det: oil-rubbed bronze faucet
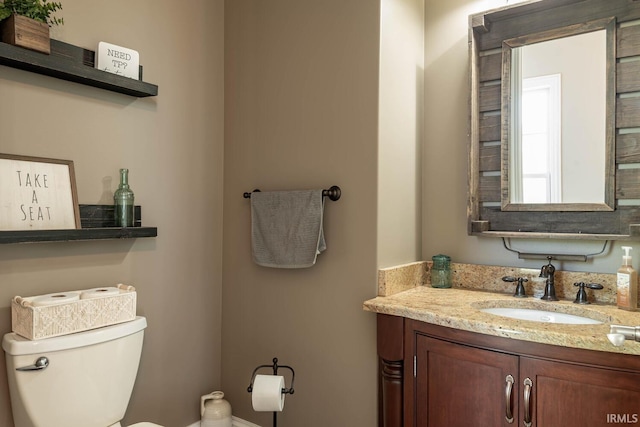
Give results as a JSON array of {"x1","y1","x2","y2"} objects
[
  {"x1": 573, "y1": 282, "x2": 603, "y2": 304},
  {"x1": 539, "y1": 256, "x2": 558, "y2": 301},
  {"x1": 502, "y1": 276, "x2": 528, "y2": 298}
]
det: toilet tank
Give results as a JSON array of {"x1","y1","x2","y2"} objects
[{"x1": 2, "y1": 317, "x2": 147, "y2": 427}]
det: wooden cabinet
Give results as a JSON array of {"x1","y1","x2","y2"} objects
[
  {"x1": 520, "y1": 357, "x2": 640, "y2": 426},
  {"x1": 414, "y1": 334, "x2": 518, "y2": 426},
  {"x1": 377, "y1": 314, "x2": 640, "y2": 427},
  {"x1": 377, "y1": 314, "x2": 405, "y2": 427}
]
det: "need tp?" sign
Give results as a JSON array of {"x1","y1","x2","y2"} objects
[{"x1": 96, "y1": 41, "x2": 140, "y2": 80}]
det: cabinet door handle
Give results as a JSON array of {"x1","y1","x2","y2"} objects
[
  {"x1": 523, "y1": 378, "x2": 533, "y2": 427},
  {"x1": 505, "y1": 374, "x2": 514, "y2": 423}
]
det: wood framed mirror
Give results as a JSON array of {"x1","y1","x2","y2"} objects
[{"x1": 468, "y1": 0, "x2": 640, "y2": 239}]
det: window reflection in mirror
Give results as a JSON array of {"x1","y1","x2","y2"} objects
[
  {"x1": 505, "y1": 29, "x2": 610, "y2": 208},
  {"x1": 515, "y1": 73, "x2": 562, "y2": 203}
]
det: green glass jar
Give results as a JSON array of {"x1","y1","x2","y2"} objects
[
  {"x1": 114, "y1": 168, "x2": 134, "y2": 227},
  {"x1": 431, "y1": 254, "x2": 452, "y2": 288}
]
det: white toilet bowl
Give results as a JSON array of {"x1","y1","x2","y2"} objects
[{"x1": 2, "y1": 317, "x2": 165, "y2": 427}]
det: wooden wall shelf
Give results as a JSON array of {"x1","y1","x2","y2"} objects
[
  {"x1": 0, "y1": 204, "x2": 157, "y2": 244},
  {"x1": 0, "y1": 39, "x2": 158, "y2": 97},
  {"x1": 0, "y1": 227, "x2": 157, "y2": 244}
]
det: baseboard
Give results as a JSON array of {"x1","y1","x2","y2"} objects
[{"x1": 185, "y1": 416, "x2": 261, "y2": 427}]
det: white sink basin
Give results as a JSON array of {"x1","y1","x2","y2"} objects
[{"x1": 480, "y1": 307, "x2": 603, "y2": 324}]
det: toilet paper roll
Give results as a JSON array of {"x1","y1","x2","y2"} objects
[
  {"x1": 80, "y1": 287, "x2": 120, "y2": 299},
  {"x1": 31, "y1": 292, "x2": 81, "y2": 307},
  {"x1": 251, "y1": 374, "x2": 285, "y2": 412}
]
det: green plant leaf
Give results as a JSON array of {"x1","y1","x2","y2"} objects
[
  {"x1": 0, "y1": 0, "x2": 63, "y2": 25},
  {"x1": 0, "y1": 8, "x2": 12, "y2": 22}
]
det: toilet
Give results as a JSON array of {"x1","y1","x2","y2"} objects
[{"x1": 2, "y1": 316, "x2": 164, "y2": 427}]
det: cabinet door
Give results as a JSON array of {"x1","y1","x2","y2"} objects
[
  {"x1": 415, "y1": 334, "x2": 519, "y2": 427},
  {"x1": 520, "y1": 357, "x2": 640, "y2": 427}
]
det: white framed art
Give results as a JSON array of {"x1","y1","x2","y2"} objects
[{"x1": 0, "y1": 154, "x2": 80, "y2": 231}]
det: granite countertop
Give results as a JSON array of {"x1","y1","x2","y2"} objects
[{"x1": 363, "y1": 286, "x2": 640, "y2": 356}]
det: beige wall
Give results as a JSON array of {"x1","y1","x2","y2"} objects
[
  {"x1": 222, "y1": 0, "x2": 380, "y2": 425},
  {"x1": 378, "y1": 0, "x2": 424, "y2": 268},
  {"x1": 0, "y1": 1, "x2": 224, "y2": 426}
]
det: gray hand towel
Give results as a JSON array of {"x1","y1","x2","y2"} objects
[{"x1": 251, "y1": 190, "x2": 326, "y2": 268}]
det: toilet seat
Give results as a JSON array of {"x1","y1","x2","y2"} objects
[{"x1": 129, "y1": 423, "x2": 165, "y2": 427}]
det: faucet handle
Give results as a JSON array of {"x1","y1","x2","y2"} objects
[
  {"x1": 502, "y1": 276, "x2": 528, "y2": 298},
  {"x1": 573, "y1": 282, "x2": 604, "y2": 304}
]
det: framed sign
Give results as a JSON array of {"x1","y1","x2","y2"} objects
[{"x1": 0, "y1": 154, "x2": 80, "y2": 231}]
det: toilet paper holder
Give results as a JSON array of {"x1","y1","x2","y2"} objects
[
  {"x1": 247, "y1": 357, "x2": 295, "y2": 395},
  {"x1": 247, "y1": 357, "x2": 295, "y2": 427}
]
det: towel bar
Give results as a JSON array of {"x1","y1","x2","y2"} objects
[{"x1": 243, "y1": 185, "x2": 341, "y2": 201}]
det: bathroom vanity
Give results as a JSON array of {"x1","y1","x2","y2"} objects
[
  {"x1": 367, "y1": 288, "x2": 640, "y2": 427},
  {"x1": 365, "y1": 263, "x2": 640, "y2": 427}
]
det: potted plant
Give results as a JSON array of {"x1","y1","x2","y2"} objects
[{"x1": 0, "y1": 0, "x2": 63, "y2": 54}]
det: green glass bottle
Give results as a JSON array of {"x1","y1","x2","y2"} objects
[
  {"x1": 114, "y1": 168, "x2": 134, "y2": 227},
  {"x1": 431, "y1": 254, "x2": 452, "y2": 288}
]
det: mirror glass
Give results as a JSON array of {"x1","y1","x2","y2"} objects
[
  {"x1": 502, "y1": 24, "x2": 614, "y2": 212},
  {"x1": 509, "y1": 31, "x2": 606, "y2": 204}
]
